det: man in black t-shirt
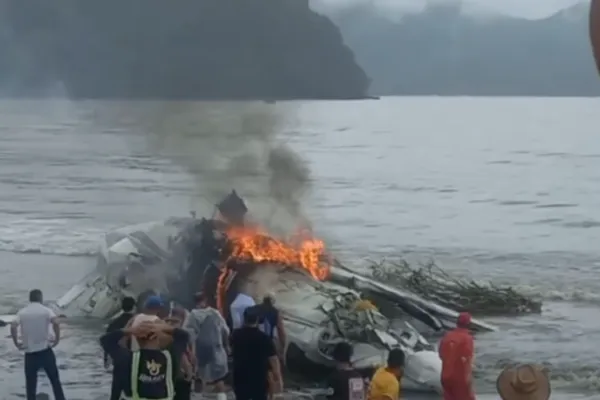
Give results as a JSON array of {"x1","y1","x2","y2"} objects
[
  {"x1": 104, "y1": 297, "x2": 137, "y2": 368},
  {"x1": 231, "y1": 306, "x2": 283, "y2": 400},
  {"x1": 327, "y1": 342, "x2": 365, "y2": 400}
]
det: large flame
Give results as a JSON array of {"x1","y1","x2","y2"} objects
[
  {"x1": 225, "y1": 225, "x2": 330, "y2": 280},
  {"x1": 215, "y1": 225, "x2": 331, "y2": 314}
]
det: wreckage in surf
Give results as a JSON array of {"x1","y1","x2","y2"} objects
[{"x1": 0, "y1": 191, "x2": 538, "y2": 392}]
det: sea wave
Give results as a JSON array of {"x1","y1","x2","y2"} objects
[
  {"x1": 516, "y1": 284, "x2": 600, "y2": 306},
  {"x1": 482, "y1": 359, "x2": 600, "y2": 393},
  {"x1": 0, "y1": 218, "x2": 102, "y2": 257},
  {"x1": 1, "y1": 219, "x2": 600, "y2": 309}
]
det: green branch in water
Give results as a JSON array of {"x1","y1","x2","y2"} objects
[{"x1": 367, "y1": 259, "x2": 542, "y2": 316}]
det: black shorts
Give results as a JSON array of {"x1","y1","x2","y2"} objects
[
  {"x1": 174, "y1": 379, "x2": 191, "y2": 400},
  {"x1": 234, "y1": 384, "x2": 268, "y2": 400}
]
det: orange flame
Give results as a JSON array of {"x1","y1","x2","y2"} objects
[
  {"x1": 215, "y1": 225, "x2": 331, "y2": 314},
  {"x1": 216, "y1": 268, "x2": 233, "y2": 316},
  {"x1": 226, "y1": 226, "x2": 330, "y2": 280}
]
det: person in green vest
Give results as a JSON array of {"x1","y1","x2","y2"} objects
[{"x1": 100, "y1": 317, "x2": 190, "y2": 400}]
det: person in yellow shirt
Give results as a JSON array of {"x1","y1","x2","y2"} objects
[{"x1": 367, "y1": 349, "x2": 405, "y2": 400}]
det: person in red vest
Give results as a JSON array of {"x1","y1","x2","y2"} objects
[
  {"x1": 438, "y1": 312, "x2": 475, "y2": 400},
  {"x1": 591, "y1": 0, "x2": 600, "y2": 74}
]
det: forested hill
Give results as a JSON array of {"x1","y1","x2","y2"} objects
[
  {"x1": 322, "y1": 2, "x2": 600, "y2": 96},
  {"x1": 0, "y1": 0, "x2": 369, "y2": 99}
]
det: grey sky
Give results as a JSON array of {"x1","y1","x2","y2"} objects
[{"x1": 318, "y1": 0, "x2": 585, "y2": 19}]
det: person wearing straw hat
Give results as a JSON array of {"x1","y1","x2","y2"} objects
[
  {"x1": 496, "y1": 364, "x2": 551, "y2": 400},
  {"x1": 438, "y1": 312, "x2": 475, "y2": 400}
]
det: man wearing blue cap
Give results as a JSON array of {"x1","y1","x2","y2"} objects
[
  {"x1": 131, "y1": 296, "x2": 163, "y2": 324},
  {"x1": 100, "y1": 315, "x2": 190, "y2": 400},
  {"x1": 128, "y1": 295, "x2": 165, "y2": 351}
]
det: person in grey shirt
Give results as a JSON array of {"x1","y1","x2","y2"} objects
[
  {"x1": 10, "y1": 289, "x2": 65, "y2": 400},
  {"x1": 185, "y1": 292, "x2": 230, "y2": 400}
]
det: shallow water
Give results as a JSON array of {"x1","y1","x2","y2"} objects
[{"x1": 0, "y1": 98, "x2": 599, "y2": 398}]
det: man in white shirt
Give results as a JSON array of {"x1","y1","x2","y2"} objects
[
  {"x1": 230, "y1": 291, "x2": 256, "y2": 330},
  {"x1": 10, "y1": 289, "x2": 65, "y2": 400}
]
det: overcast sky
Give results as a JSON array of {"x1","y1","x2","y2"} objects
[{"x1": 317, "y1": 0, "x2": 585, "y2": 19}]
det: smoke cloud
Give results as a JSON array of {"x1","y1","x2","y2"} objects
[
  {"x1": 141, "y1": 101, "x2": 312, "y2": 235},
  {"x1": 310, "y1": 0, "x2": 581, "y2": 20}
]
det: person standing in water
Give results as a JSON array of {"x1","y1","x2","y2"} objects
[
  {"x1": 100, "y1": 319, "x2": 190, "y2": 400},
  {"x1": 184, "y1": 292, "x2": 230, "y2": 400},
  {"x1": 10, "y1": 289, "x2": 66, "y2": 400},
  {"x1": 439, "y1": 312, "x2": 475, "y2": 400}
]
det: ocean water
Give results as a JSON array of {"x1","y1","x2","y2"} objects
[{"x1": 0, "y1": 97, "x2": 599, "y2": 399}]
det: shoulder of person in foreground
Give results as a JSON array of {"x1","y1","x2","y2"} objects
[
  {"x1": 99, "y1": 320, "x2": 154, "y2": 354},
  {"x1": 161, "y1": 324, "x2": 190, "y2": 355},
  {"x1": 369, "y1": 368, "x2": 399, "y2": 400},
  {"x1": 211, "y1": 307, "x2": 230, "y2": 333},
  {"x1": 325, "y1": 369, "x2": 346, "y2": 400},
  {"x1": 171, "y1": 326, "x2": 190, "y2": 343},
  {"x1": 100, "y1": 329, "x2": 129, "y2": 356},
  {"x1": 231, "y1": 325, "x2": 243, "y2": 341}
]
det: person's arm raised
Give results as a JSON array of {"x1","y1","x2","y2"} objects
[
  {"x1": 10, "y1": 314, "x2": 22, "y2": 350},
  {"x1": 275, "y1": 313, "x2": 286, "y2": 354},
  {"x1": 49, "y1": 309, "x2": 60, "y2": 347},
  {"x1": 100, "y1": 326, "x2": 134, "y2": 357},
  {"x1": 266, "y1": 337, "x2": 283, "y2": 393}
]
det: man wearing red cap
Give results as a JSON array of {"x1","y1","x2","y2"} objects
[{"x1": 438, "y1": 312, "x2": 475, "y2": 400}]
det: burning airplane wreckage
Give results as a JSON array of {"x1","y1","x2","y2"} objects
[{"x1": 3, "y1": 191, "x2": 542, "y2": 393}]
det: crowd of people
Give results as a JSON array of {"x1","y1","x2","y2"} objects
[{"x1": 9, "y1": 288, "x2": 553, "y2": 400}]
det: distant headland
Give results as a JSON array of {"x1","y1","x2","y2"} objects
[{"x1": 0, "y1": 0, "x2": 369, "y2": 100}]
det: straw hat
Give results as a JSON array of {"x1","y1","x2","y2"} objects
[{"x1": 496, "y1": 364, "x2": 551, "y2": 400}]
